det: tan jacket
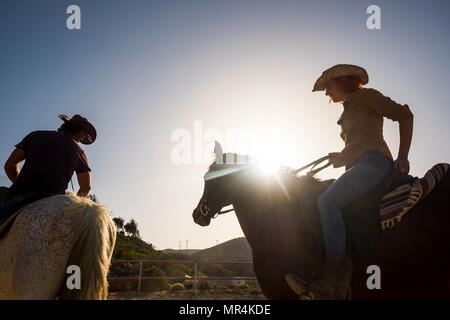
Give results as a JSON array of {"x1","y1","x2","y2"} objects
[{"x1": 333, "y1": 88, "x2": 413, "y2": 169}]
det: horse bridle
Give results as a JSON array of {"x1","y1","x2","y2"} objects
[
  {"x1": 199, "y1": 154, "x2": 332, "y2": 220},
  {"x1": 199, "y1": 189, "x2": 234, "y2": 220}
]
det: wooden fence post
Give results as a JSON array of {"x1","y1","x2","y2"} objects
[
  {"x1": 194, "y1": 262, "x2": 198, "y2": 295},
  {"x1": 137, "y1": 261, "x2": 143, "y2": 292}
]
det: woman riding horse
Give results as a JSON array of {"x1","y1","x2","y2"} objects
[{"x1": 286, "y1": 64, "x2": 414, "y2": 299}]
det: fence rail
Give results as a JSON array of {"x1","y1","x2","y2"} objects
[{"x1": 109, "y1": 259, "x2": 257, "y2": 293}]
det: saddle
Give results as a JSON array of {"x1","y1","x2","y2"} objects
[{"x1": 339, "y1": 163, "x2": 449, "y2": 263}]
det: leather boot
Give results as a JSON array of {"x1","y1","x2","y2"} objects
[{"x1": 286, "y1": 254, "x2": 353, "y2": 300}]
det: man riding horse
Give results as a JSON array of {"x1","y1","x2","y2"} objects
[
  {"x1": 0, "y1": 114, "x2": 96, "y2": 226},
  {"x1": 285, "y1": 64, "x2": 414, "y2": 299}
]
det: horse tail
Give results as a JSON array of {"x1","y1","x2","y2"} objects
[{"x1": 58, "y1": 195, "x2": 117, "y2": 300}]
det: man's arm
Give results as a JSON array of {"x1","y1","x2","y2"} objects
[
  {"x1": 76, "y1": 172, "x2": 91, "y2": 197},
  {"x1": 394, "y1": 115, "x2": 414, "y2": 174},
  {"x1": 4, "y1": 148, "x2": 26, "y2": 183}
]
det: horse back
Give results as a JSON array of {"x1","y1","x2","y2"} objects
[{"x1": 351, "y1": 170, "x2": 450, "y2": 299}]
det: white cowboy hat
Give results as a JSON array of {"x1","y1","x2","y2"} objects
[{"x1": 312, "y1": 64, "x2": 369, "y2": 92}]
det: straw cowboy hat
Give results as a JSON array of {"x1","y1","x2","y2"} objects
[
  {"x1": 58, "y1": 114, "x2": 97, "y2": 145},
  {"x1": 312, "y1": 64, "x2": 369, "y2": 92}
]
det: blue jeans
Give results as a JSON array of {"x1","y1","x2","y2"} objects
[
  {"x1": 317, "y1": 150, "x2": 393, "y2": 258},
  {"x1": 0, "y1": 192, "x2": 60, "y2": 226}
]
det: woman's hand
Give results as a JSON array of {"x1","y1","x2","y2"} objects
[
  {"x1": 328, "y1": 152, "x2": 342, "y2": 168},
  {"x1": 393, "y1": 156, "x2": 410, "y2": 174}
]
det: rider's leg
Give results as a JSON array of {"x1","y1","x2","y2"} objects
[
  {"x1": 318, "y1": 149, "x2": 393, "y2": 258},
  {"x1": 0, "y1": 198, "x2": 21, "y2": 226},
  {"x1": 286, "y1": 149, "x2": 393, "y2": 299},
  {"x1": 0, "y1": 193, "x2": 44, "y2": 226}
]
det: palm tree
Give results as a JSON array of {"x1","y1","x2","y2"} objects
[
  {"x1": 113, "y1": 217, "x2": 125, "y2": 233},
  {"x1": 124, "y1": 219, "x2": 139, "y2": 238}
]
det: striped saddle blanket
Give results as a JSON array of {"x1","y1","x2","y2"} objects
[{"x1": 380, "y1": 163, "x2": 449, "y2": 230}]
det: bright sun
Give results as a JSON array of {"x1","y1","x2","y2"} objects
[
  {"x1": 213, "y1": 123, "x2": 310, "y2": 177},
  {"x1": 257, "y1": 156, "x2": 283, "y2": 175},
  {"x1": 235, "y1": 133, "x2": 293, "y2": 175}
]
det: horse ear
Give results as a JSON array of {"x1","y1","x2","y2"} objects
[{"x1": 214, "y1": 141, "x2": 224, "y2": 164}]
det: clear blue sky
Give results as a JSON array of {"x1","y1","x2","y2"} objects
[{"x1": 1, "y1": 0, "x2": 449, "y2": 249}]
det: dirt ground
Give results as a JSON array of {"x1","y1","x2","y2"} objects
[{"x1": 108, "y1": 289, "x2": 267, "y2": 300}]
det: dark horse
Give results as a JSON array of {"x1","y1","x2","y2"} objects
[{"x1": 192, "y1": 144, "x2": 450, "y2": 299}]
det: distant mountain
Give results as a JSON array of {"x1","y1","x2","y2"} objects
[
  {"x1": 192, "y1": 237, "x2": 252, "y2": 261},
  {"x1": 162, "y1": 238, "x2": 252, "y2": 261}
]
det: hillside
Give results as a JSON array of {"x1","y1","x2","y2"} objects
[
  {"x1": 162, "y1": 249, "x2": 200, "y2": 256},
  {"x1": 112, "y1": 232, "x2": 166, "y2": 260},
  {"x1": 161, "y1": 237, "x2": 252, "y2": 261},
  {"x1": 109, "y1": 234, "x2": 256, "y2": 291},
  {"x1": 112, "y1": 233, "x2": 252, "y2": 261},
  {"x1": 193, "y1": 237, "x2": 252, "y2": 261}
]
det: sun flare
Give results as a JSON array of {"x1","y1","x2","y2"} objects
[
  {"x1": 232, "y1": 132, "x2": 292, "y2": 175},
  {"x1": 257, "y1": 157, "x2": 283, "y2": 175}
]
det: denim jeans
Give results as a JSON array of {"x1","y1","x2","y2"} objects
[
  {"x1": 317, "y1": 149, "x2": 393, "y2": 258},
  {"x1": 0, "y1": 192, "x2": 60, "y2": 226}
]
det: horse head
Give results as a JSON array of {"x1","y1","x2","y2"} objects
[{"x1": 192, "y1": 141, "x2": 258, "y2": 226}]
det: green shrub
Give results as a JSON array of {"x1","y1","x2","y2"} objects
[
  {"x1": 197, "y1": 279, "x2": 212, "y2": 290},
  {"x1": 141, "y1": 279, "x2": 169, "y2": 292},
  {"x1": 140, "y1": 266, "x2": 169, "y2": 292},
  {"x1": 162, "y1": 263, "x2": 193, "y2": 278},
  {"x1": 183, "y1": 279, "x2": 194, "y2": 289},
  {"x1": 125, "y1": 279, "x2": 138, "y2": 291}
]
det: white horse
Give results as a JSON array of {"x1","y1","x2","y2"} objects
[{"x1": 0, "y1": 193, "x2": 116, "y2": 299}]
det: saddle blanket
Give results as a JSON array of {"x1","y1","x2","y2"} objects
[{"x1": 380, "y1": 163, "x2": 449, "y2": 229}]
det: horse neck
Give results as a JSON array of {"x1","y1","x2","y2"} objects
[{"x1": 231, "y1": 174, "x2": 327, "y2": 262}]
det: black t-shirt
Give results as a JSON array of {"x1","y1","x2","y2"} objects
[{"x1": 7, "y1": 130, "x2": 91, "y2": 198}]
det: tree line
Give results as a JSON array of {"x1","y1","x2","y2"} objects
[
  {"x1": 88, "y1": 194, "x2": 141, "y2": 238},
  {"x1": 113, "y1": 217, "x2": 141, "y2": 238}
]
